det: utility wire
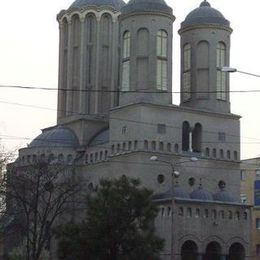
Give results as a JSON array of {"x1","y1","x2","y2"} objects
[{"x1": 0, "y1": 84, "x2": 260, "y2": 94}]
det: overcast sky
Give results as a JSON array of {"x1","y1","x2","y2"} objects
[{"x1": 0, "y1": 0, "x2": 260, "y2": 159}]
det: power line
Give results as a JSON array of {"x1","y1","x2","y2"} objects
[{"x1": 0, "y1": 84, "x2": 260, "y2": 94}]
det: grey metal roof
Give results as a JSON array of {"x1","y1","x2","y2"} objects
[
  {"x1": 70, "y1": 0, "x2": 126, "y2": 10},
  {"x1": 121, "y1": 0, "x2": 172, "y2": 15},
  {"x1": 88, "y1": 128, "x2": 109, "y2": 146},
  {"x1": 190, "y1": 185, "x2": 213, "y2": 201},
  {"x1": 213, "y1": 189, "x2": 239, "y2": 203},
  {"x1": 181, "y1": 0, "x2": 230, "y2": 29},
  {"x1": 153, "y1": 185, "x2": 190, "y2": 200},
  {"x1": 29, "y1": 127, "x2": 79, "y2": 148}
]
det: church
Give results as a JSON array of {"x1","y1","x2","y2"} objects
[{"x1": 14, "y1": 0, "x2": 251, "y2": 259}]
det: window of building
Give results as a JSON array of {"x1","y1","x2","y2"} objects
[
  {"x1": 128, "y1": 141, "x2": 132, "y2": 151},
  {"x1": 205, "y1": 147, "x2": 210, "y2": 157},
  {"x1": 212, "y1": 148, "x2": 217, "y2": 158},
  {"x1": 219, "y1": 210, "x2": 225, "y2": 219},
  {"x1": 178, "y1": 207, "x2": 184, "y2": 216},
  {"x1": 156, "y1": 30, "x2": 168, "y2": 90},
  {"x1": 187, "y1": 208, "x2": 192, "y2": 217},
  {"x1": 151, "y1": 141, "x2": 156, "y2": 151},
  {"x1": 174, "y1": 144, "x2": 179, "y2": 153},
  {"x1": 240, "y1": 194, "x2": 247, "y2": 204},
  {"x1": 192, "y1": 123, "x2": 202, "y2": 153},
  {"x1": 212, "y1": 209, "x2": 217, "y2": 219},
  {"x1": 182, "y1": 121, "x2": 190, "y2": 152},
  {"x1": 122, "y1": 142, "x2": 126, "y2": 151},
  {"x1": 228, "y1": 210, "x2": 233, "y2": 219},
  {"x1": 256, "y1": 218, "x2": 260, "y2": 229},
  {"x1": 144, "y1": 140, "x2": 148, "y2": 150},
  {"x1": 157, "y1": 124, "x2": 166, "y2": 134},
  {"x1": 161, "y1": 207, "x2": 165, "y2": 217},
  {"x1": 183, "y1": 43, "x2": 191, "y2": 101},
  {"x1": 122, "y1": 31, "x2": 131, "y2": 91},
  {"x1": 167, "y1": 207, "x2": 171, "y2": 216},
  {"x1": 227, "y1": 150, "x2": 231, "y2": 159},
  {"x1": 157, "y1": 174, "x2": 165, "y2": 184},
  {"x1": 220, "y1": 149, "x2": 224, "y2": 159},
  {"x1": 195, "y1": 208, "x2": 200, "y2": 218},
  {"x1": 240, "y1": 170, "x2": 246, "y2": 181},
  {"x1": 159, "y1": 142, "x2": 164, "y2": 151},
  {"x1": 256, "y1": 244, "x2": 260, "y2": 256},
  {"x1": 216, "y1": 42, "x2": 227, "y2": 100},
  {"x1": 234, "y1": 151, "x2": 238, "y2": 160},
  {"x1": 204, "y1": 209, "x2": 209, "y2": 218},
  {"x1": 256, "y1": 169, "x2": 260, "y2": 178},
  {"x1": 122, "y1": 126, "x2": 127, "y2": 134},
  {"x1": 167, "y1": 143, "x2": 171, "y2": 152},
  {"x1": 134, "y1": 140, "x2": 138, "y2": 150},
  {"x1": 218, "y1": 132, "x2": 226, "y2": 142}
]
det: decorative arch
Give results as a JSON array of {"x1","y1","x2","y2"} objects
[
  {"x1": 197, "y1": 40, "x2": 209, "y2": 99},
  {"x1": 183, "y1": 43, "x2": 191, "y2": 101},
  {"x1": 182, "y1": 121, "x2": 190, "y2": 152},
  {"x1": 204, "y1": 241, "x2": 222, "y2": 260},
  {"x1": 202, "y1": 236, "x2": 226, "y2": 254},
  {"x1": 216, "y1": 42, "x2": 227, "y2": 100},
  {"x1": 181, "y1": 240, "x2": 198, "y2": 260},
  {"x1": 156, "y1": 29, "x2": 168, "y2": 90},
  {"x1": 228, "y1": 243, "x2": 245, "y2": 260},
  {"x1": 122, "y1": 30, "x2": 131, "y2": 91},
  {"x1": 192, "y1": 123, "x2": 202, "y2": 152},
  {"x1": 137, "y1": 28, "x2": 149, "y2": 89}
]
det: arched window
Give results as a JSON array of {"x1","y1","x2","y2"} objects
[
  {"x1": 156, "y1": 30, "x2": 168, "y2": 90},
  {"x1": 144, "y1": 140, "x2": 148, "y2": 150},
  {"x1": 216, "y1": 42, "x2": 227, "y2": 100},
  {"x1": 183, "y1": 43, "x2": 191, "y2": 101},
  {"x1": 205, "y1": 147, "x2": 210, "y2": 157},
  {"x1": 122, "y1": 31, "x2": 130, "y2": 91},
  {"x1": 182, "y1": 121, "x2": 190, "y2": 151},
  {"x1": 192, "y1": 123, "x2": 202, "y2": 153},
  {"x1": 167, "y1": 143, "x2": 171, "y2": 152},
  {"x1": 227, "y1": 150, "x2": 231, "y2": 159},
  {"x1": 220, "y1": 149, "x2": 224, "y2": 159},
  {"x1": 159, "y1": 142, "x2": 164, "y2": 151},
  {"x1": 151, "y1": 141, "x2": 156, "y2": 151}
]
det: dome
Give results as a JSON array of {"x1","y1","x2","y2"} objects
[
  {"x1": 213, "y1": 189, "x2": 239, "y2": 203},
  {"x1": 70, "y1": 0, "x2": 126, "y2": 10},
  {"x1": 181, "y1": 0, "x2": 230, "y2": 29},
  {"x1": 153, "y1": 185, "x2": 190, "y2": 200},
  {"x1": 29, "y1": 127, "x2": 79, "y2": 148},
  {"x1": 88, "y1": 128, "x2": 109, "y2": 146},
  {"x1": 190, "y1": 185, "x2": 213, "y2": 201},
  {"x1": 121, "y1": 0, "x2": 172, "y2": 15}
]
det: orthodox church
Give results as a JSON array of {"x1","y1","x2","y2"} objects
[{"x1": 15, "y1": 0, "x2": 251, "y2": 259}]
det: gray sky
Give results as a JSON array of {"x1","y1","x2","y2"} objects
[{"x1": 0, "y1": 0, "x2": 260, "y2": 159}]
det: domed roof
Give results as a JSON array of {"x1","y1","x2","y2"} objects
[
  {"x1": 121, "y1": 0, "x2": 172, "y2": 15},
  {"x1": 190, "y1": 185, "x2": 213, "y2": 201},
  {"x1": 181, "y1": 0, "x2": 230, "y2": 29},
  {"x1": 153, "y1": 185, "x2": 190, "y2": 200},
  {"x1": 89, "y1": 128, "x2": 109, "y2": 146},
  {"x1": 213, "y1": 189, "x2": 239, "y2": 203},
  {"x1": 29, "y1": 127, "x2": 79, "y2": 148},
  {"x1": 70, "y1": 0, "x2": 126, "y2": 10}
]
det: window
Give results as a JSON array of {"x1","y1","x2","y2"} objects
[
  {"x1": 183, "y1": 44, "x2": 191, "y2": 101},
  {"x1": 178, "y1": 207, "x2": 184, "y2": 216},
  {"x1": 187, "y1": 208, "x2": 192, "y2": 217},
  {"x1": 256, "y1": 218, "x2": 260, "y2": 229},
  {"x1": 167, "y1": 143, "x2": 171, "y2": 152},
  {"x1": 157, "y1": 124, "x2": 166, "y2": 134},
  {"x1": 167, "y1": 207, "x2": 171, "y2": 216},
  {"x1": 256, "y1": 244, "x2": 260, "y2": 256},
  {"x1": 220, "y1": 149, "x2": 224, "y2": 159},
  {"x1": 218, "y1": 132, "x2": 226, "y2": 142},
  {"x1": 195, "y1": 208, "x2": 200, "y2": 218},
  {"x1": 212, "y1": 148, "x2": 217, "y2": 158},
  {"x1": 256, "y1": 169, "x2": 260, "y2": 178},
  {"x1": 205, "y1": 147, "x2": 210, "y2": 157},
  {"x1": 157, "y1": 174, "x2": 165, "y2": 184},
  {"x1": 122, "y1": 126, "x2": 127, "y2": 134},
  {"x1": 212, "y1": 209, "x2": 217, "y2": 219},
  {"x1": 219, "y1": 210, "x2": 225, "y2": 219},
  {"x1": 240, "y1": 170, "x2": 246, "y2": 181},
  {"x1": 134, "y1": 140, "x2": 138, "y2": 150},
  {"x1": 204, "y1": 209, "x2": 209, "y2": 218},
  {"x1": 156, "y1": 30, "x2": 168, "y2": 90},
  {"x1": 159, "y1": 142, "x2": 164, "y2": 151},
  {"x1": 122, "y1": 31, "x2": 131, "y2": 91},
  {"x1": 216, "y1": 42, "x2": 227, "y2": 100},
  {"x1": 240, "y1": 194, "x2": 247, "y2": 204},
  {"x1": 144, "y1": 140, "x2": 148, "y2": 150},
  {"x1": 151, "y1": 141, "x2": 156, "y2": 151},
  {"x1": 234, "y1": 151, "x2": 238, "y2": 160},
  {"x1": 128, "y1": 141, "x2": 132, "y2": 151},
  {"x1": 227, "y1": 150, "x2": 231, "y2": 159}
]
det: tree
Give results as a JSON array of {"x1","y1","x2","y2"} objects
[
  {"x1": 1, "y1": 156, "x2": 83, "y2": 260},
  {"x1": 56, "y1": 176, "x2": 164, "y2": 260}
]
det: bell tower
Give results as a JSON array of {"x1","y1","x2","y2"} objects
[
  {"x1": 119, "y1": 0, "x2": 175, "y2": 106},
  {"x1": 179, "y1": 0, "x2": 232, "y2": 114}
]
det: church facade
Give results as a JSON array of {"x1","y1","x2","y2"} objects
[{"x1": 15, "y1": 0, "x2": 251, "y2": 259}]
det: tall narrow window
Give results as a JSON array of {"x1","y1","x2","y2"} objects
[
  {"x1": 156, "y1": 30, "x2": 168, "y2": 90},
  {"x1": 122, "y1": 31, "x2": 130, "y2": 91},
  {"x1": 183, "y1": 44, "x2": 191, "y2": 101},
  {"x1": 216, "y1": 42, "x2": 227, "y2": 100}
]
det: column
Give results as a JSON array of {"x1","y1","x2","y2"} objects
[
  {"x1": 94, "y1": 15, "x2": 101, "y2": 114},
  {"x1": 57, "y1": 22, "x2": 64, "y2": 120},
  {"x1": 66, "y1": 19, "x2": 73, "y2": 116},
  {"x1": 79, "y1": 15, "x2": 85, "y2": 115}
]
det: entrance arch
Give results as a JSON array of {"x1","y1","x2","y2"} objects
[
  {"x1": 203, "y1": 241, "x2": 222, "y2": 260},
  {"x1": 228, "y1": 243, "x2": 245, "y2": 260},
  {"x1": 181, "y1": 240, "x2": 198, "y2": 260}
]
